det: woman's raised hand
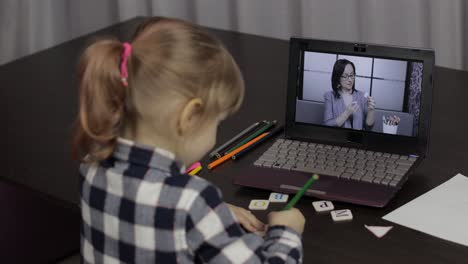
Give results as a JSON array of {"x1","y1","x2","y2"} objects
[{"x1": 367, "y1": 96, "x2": 376, "y2": 110}]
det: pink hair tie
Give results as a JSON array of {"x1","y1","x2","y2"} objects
[{"x1": 120, "y1": 42, "x2": 132, "y2": 86}]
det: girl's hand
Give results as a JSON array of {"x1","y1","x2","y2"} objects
[
  {"x1": 268, "y1": 208, "x2": 305, "y2": 234},
  {"x1": 227, "y1": 203, "x2": 266, "y2": 232},
  {"x1": 367, "y1": 96, "x2": 376, "y2": 110}
]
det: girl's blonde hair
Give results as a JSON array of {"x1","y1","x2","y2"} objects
[{"x1": 73, "y1": 17, "x2": 244, "y2": 162}]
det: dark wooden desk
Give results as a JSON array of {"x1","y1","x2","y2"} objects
[{"x1": 1, "y1": 17, "x2": 467, "y2": 263}]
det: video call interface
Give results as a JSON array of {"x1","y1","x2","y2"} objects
[{"x1": 295, "y1": 51, "x2": 424, "y2": 137}]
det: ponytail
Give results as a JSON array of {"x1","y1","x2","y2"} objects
[
  {"x1": 72, "y1": 38, "x2": 129, "y2": 162},
  {"x1": 72, "y1": 17, "x2": 245, "y2": 162}
]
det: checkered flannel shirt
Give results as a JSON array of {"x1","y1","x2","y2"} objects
[{"x1": 80, "y1": 138, "x2": 303, "y2": 263}]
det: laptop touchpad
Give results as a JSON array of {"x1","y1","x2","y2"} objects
[{"x1": 279, "y1": 173, "x2": 336, "y2": 195}]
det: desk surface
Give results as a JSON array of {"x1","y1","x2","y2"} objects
[
  {"x1": 1, "y1": 17, "x2": 467, "y2": 263},
  {"x1": 0, "y1": 179, "x2": 79, "y2": 263}
]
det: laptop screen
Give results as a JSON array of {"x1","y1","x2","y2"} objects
[{"x1": 295, "y1": 51, "x2": 424, "y2": 137}]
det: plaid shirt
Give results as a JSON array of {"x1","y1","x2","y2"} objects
[{"x1": 80, "y1": 138, "x2": 303, "y2": 263}]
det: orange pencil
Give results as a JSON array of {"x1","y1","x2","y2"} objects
[{"x1": 208, "y1": 132, "x2": 269, "y2": 170}]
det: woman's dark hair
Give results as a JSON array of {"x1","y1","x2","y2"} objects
[{"x1": 331, "y1": 59, "x2": 356, "y2": 98}]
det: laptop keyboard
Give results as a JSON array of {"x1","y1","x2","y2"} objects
[{"x1": 253, "y1": 139, "x2": 417, "y2": 187}]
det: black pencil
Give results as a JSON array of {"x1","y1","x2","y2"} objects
[
  {"x1": 208, "y1": 121, "x2": 265, "y2": 159},
  {"x1": 231, "y1": 125, "x2": 284, "y2": 160},
  {"x1": 225, "y1": 120, "x2": 276, "y2": 155}
]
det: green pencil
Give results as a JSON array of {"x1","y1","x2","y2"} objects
[
  {"x1": 283, "y1": 174, "x2": 320, "y2": 210},
  {"x1": 225, "y1": 120, "x2": 277, "y2": 154}
]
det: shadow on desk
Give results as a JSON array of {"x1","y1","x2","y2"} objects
[{"x1": 0, "y1": 180, "x2": 79, "y2": 263}]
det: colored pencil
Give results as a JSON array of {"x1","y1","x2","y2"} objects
[
  {"x1": 283, "y1": 174, "x2": 320, "y2": 210},
  {"x1": 208, "y1": 121, "x2": 264, "y2": 159},
  {"x1": 185, "y1": 162, "x2": 201, "y2": 174},
  {"x1": 225, "y1": 120, "x2": 277, "y2": 154},
  {"x1": 232, "y1": 126, "x2": 284, "y2": 160},
  {"x1": 188, "y1": 166, "x2": 202, "y2": 176},
  {"x1": 208, "y1": 132, "x2": 269, "y2": 170}
]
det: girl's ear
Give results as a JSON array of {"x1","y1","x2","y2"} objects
[{"x1": 176, "y1": 98, "x2": 203, "y2": 136}]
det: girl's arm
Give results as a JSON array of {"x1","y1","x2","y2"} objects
[{"x1": 186, "y1": 183, "x2": 302, "y2": 263}]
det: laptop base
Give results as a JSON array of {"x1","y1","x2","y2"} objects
[{"x1": 233, "y1": 164, "x2": 400, "y2": 208}]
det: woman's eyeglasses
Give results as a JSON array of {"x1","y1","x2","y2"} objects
[{"x1": 341, "y1": 74, "x2": 356, "y2": 80}]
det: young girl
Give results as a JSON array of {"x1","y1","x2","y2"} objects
[{"x1": 74, "y1": 17, "x2": 305, "y2": 263}]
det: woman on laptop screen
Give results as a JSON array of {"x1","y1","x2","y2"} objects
[{"x1": 323, "y1": 59, "x2": 375, "y2": 130}]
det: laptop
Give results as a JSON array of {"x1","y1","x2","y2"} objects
[{"x1": 233, "y1": 38, "x2": 434, "y2": 207}]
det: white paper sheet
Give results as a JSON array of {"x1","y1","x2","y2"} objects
[{"x1": 383, "y1": 173, "x2": 468, "y2": 247}]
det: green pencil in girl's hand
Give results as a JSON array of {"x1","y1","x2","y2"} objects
[{"x1": 283, "y1": 174, "x2": 320, "y2": 210}]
